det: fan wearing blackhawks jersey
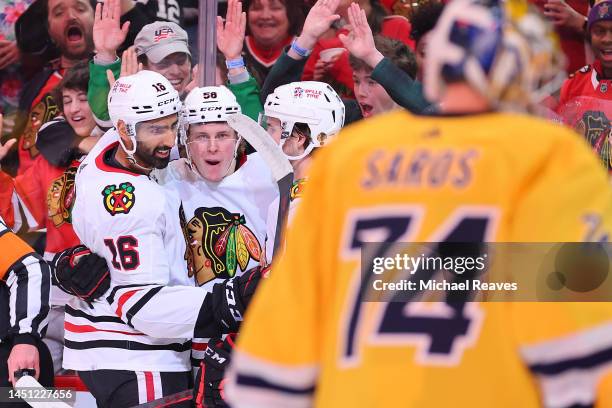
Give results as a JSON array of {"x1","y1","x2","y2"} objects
[
  {"x1": 555, "y1": 0, "x2": 612, "y2": 171},
  {"x1": 65, "y1": 71, "x2": 266, "y2": 407},
  {"x1": 227, "y1": 1, "x2": 612, "y2": 407}
]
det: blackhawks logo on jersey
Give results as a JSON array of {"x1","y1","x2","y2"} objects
[
  {"x1": 290, "y1": 178, "x2": 307, "y2": 202},
  {"x1": 47, "y1": 160, "x2": 79, "y2": 227},
  {"x1": 180, "y1": 204, "x2": 261, "y2": 285},
  {"x1": 22, "y1": 94, "x2": 60, "y2": 159},
  {"x1": 575, "y1": 111, "x2": 611, "y2": 170},
  {"x1": 101, "y1": 182, "x2": 136, "y2": 216}
]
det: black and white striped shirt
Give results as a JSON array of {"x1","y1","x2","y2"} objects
[{"x1": 0, "y1": 217, "x2": 50, "y2": 345}]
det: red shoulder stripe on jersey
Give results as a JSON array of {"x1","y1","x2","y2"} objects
[{"x1": 95, "y1": 142, "x2": 142, "y2": 177}]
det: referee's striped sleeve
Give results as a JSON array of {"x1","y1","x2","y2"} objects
[{"x1": 0, "y1": 217, "x2": 51, "y2": 342}]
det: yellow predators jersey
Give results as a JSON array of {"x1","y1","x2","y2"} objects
[{"x1": 226, "y1": 111, "x2": 612, "y2": 408}]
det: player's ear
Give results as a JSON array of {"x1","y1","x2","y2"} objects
[
  {"x1": 116, "y1": 120, "x2": 134, "y2": 151},
  {"x1": 298, "y1": 133, "x2": 308, "y2": 149}
]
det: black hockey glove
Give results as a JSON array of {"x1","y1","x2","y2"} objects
[
  {"x1": 52, "y1": 245, "x2": 110, "y2": 303},
  {"x1": 212, "y1": 264, "x2": 270, "y2": 333},
  {"x1": 193, "y1": 334, "x2": 236, "y2": 408}
]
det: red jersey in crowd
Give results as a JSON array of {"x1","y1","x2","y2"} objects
[
  {"x1": 0, "y1": 156, "x2": 80, "y2": 259},
  {"x1": 244, "y1": 35, "x2": 295, "y2": 85},
  {"x1": 16, "y1": 70, "x2": 64, "y2": 176},
  {"x1": 556, "y1": 61, "x2": 612, "y2": 170},
  {"x1": 302, "y1": 15, "x2": 415, "y2": 97}
]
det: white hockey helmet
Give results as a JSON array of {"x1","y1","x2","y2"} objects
[
  {"x1": 181, "y1": 85, "x2": 241, "y2": 133},
  {"x1": 263, "y1": 81, "x2": 345, "y2": 160},
  {"x1": 180, "y1": 86, "x2": 242, "y2": 174},
  {"x1": 108, "y1": 70, "x2": 181, "y2": 156}
]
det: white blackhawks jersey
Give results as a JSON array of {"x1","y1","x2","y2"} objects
[
  {"x1": 65, "y1": 129, "x2": 194, "y2": 372},
  {"x1": 156, "y1": 154, "x2": 279, "y2": 292}
]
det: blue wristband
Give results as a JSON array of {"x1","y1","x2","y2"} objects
[
  {"x1": 291, "y1": 39, "x2": 311, "y2": 58},
  {"x1": 225, "y1": 57, "x2": 245, "y2": 70}
]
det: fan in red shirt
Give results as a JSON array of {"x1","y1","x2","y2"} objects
[
  {"x1": 556, "y1": 0, "x2": 612, "y2": 170},
  {"x1": 302, "y1": 0, "x2": 414, "y2": 97},
  {"x1": 242, "y1": 0, "x2": 306, "y2": 84},
  {"x1": 0, "y1": 62, "x2": 98, "y2": 261}
]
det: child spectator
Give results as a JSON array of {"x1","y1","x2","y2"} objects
[{"x1": 0, "y1": 62, "x2": 99, "y2": 373}]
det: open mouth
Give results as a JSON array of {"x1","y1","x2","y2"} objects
[
  {"x1": 359, "y1": 103, "x2": 373, "y2": 117},
  {"x1": 66, "y1": 25, "x2": 83, "y2": 43},
  {"x1": 205, "y1": 159, "x2": 221, "y2": 166},
  {"x1": 168, "y1": 79, "x2": 183, "y2": 88},
  {"x1": 155, "y1": 147, "x2": 171, "y2": 158},
  {"x1": 601, "y1": 49, "x2": 612, "y2": 58}
]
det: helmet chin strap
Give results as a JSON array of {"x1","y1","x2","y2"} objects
[
  {"x1": 118, "y1": 130, "x2": 153, "y2": 173},
  {"x1": 280, "y1": 138, "x2": 315, "y2": 161}
]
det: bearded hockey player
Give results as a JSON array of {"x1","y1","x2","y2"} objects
[
  {"x1": 64, "y1": 71, "x2": 264, "y2": 407},
  {"x1": 226, "y1": 1, "x2": 612, "y2": 407}
]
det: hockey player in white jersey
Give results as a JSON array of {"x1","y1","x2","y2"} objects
[
  {"x1": 64, "y1": 71, "x2": 265, "y2": 407},
  {"x1": 261, "y1": 81, "x2": 345, "y2": 258},
  {"x1": 263, "y1": 81, "x2": 345, "y2": 208},
  {"x1": 160, "y1": 85, "x2": 279, "y2": 407},
  {"x1": 158, "y1": 85, "x2": 279, "y2": 291}
]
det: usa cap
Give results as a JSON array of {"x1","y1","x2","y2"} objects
[{"x1": 134, "y1": 22, "x2": 191, "y2": 64}]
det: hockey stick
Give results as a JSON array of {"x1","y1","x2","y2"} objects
[
  {"x1": 226, "y1": 113, "x2": 294, "y2": 256},
  {"x1": 134, "y1": 389, "x2": 193, "y2": 407},
  {"x1": 13, "y1": 375, "x2": 72, "y2": 408}
]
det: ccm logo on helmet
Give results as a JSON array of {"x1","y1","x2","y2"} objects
[{"x1": 158, "y1": 98, "x2": 178, "y2": 106}]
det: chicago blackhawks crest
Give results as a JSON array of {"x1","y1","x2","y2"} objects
[
  {"x1": 47, "y1": 160, "x2": 79, "y2": 227},
  {"x1": 575, "y1": 111, "x2": 611, "y2": 170},
  {"x1": 180, "y1": 204, "x2": 262, "y2": 285},
  {"x1": 101, "y1": 182, "x2": 136, "y2": 216}
]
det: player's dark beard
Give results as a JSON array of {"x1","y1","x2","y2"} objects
[{"x1": 135, "y1": 143, "x2": 172, "y2": 169}]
